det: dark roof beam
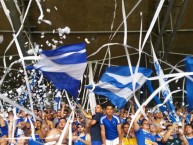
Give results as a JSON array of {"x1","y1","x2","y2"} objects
[
  {"x1": 4, "y1": 0, "x2": 28, "y2": 56},
  {"x1": 163, "y1": 0, "x2": 189, "y2": 61},
  {"x1": 154, "y1": 0, "x2": 175, "y2": 53}
]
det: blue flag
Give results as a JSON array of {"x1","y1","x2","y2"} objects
[
  {"x1": 152, "y1": 47, "x2": 178, "y2": 122},
  {"x1": 53, "y1": 91, "x2": 61, "y2": 111},
  {"x1": 86, "y1": 66, "x2": 152, "y2": 109},
  {"x1": 146, "y1": 80, "x2": 167, "y2": 113},
  {"x1": 185, "y1": 56, "x2": 193, "y2": 112},
  {"x1": 34, "y1": 43, "x2": 87, "y2": 97}
]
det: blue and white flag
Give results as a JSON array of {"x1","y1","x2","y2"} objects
[
  {"x1": 34, "y1": 43, "x2": 87, "y2": 98},
  {"x1": 53, "y1": 91, "x2": 61, "y2": 111},
  {"x1": 86, "y1": 66, "x2": 152, "y2": 109},
  {"x1": 185, "y1": 56, "x2": 193, "y2": 112},
  {"x1": 152, "y1": 46, "x2": 178, "y2": 122}
]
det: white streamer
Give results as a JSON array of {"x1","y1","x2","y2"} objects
[
  {"x1": 35, "y1": 0, "x2": 52, "y2": 25},
  {"x1": 110, "y1": 0, "x2": 142, "y2": 40},
  {"x1": 0, "y1": 94, "x2": 40, "y2": 120},
  {"x1": 141, "y1": 0, "x2": 165, "y2": 49},
  {"x1": 13, "y1": 34, "x2": 36, "y2": 122},
  {"x1": 3, "y1": 0, "x2": 33, "y2": 69}
]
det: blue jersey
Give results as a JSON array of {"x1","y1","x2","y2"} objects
[
  {"x1": 74, "y1": 134, "x2": 86, "y2": 145},
  {"x1": 135, "y1": 128, "x2": 156, "y2": 145},
  {"x1": 0, "y1": 125, "x2": 8, "y2": 137},
  {"x1": 153, "y1": 134, "x2": 163, "y2": 145},
  {"x1": 28, "y1": 134, "x2": 44, "y2": 145},
  {"x1": 186, "y1": 136, "x2": 193, "y2": 145},
  {"x1": 100, "y1": 114, "x2": 121, "y2": 140}
]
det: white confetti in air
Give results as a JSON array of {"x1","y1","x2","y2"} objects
[
  {"x1": 27, "y1": 49, "x2": 35, "y2": 55},
  {"x1": 63, "y1": 26, "x2": 70, "y2": 34},
  {"x1": 0, "y1": 35, "x2": 4, "y2": 44},
  {"x1": 46, "y1": 8, "x2": 51, "y2": 13},
  {"x1": 52, "y1": 44, "x2": 57, "y2": 49},
  {"x1": 85, "y1": 38, "x2": 90, "y2": 44},
  {"x1": 41, "y1": 32, "x2": 45, "y2": 38},
  {"x1": 9, "y1": 56, "x2": 12, "y2": 60},
  {"x1": 46, "y1": 40, "x2": 49, "y2": 45},
  {"x1": 54, "y1": 6, "x2": 58, "y2": 10},
  {"x1": 41, "y1": 19, "x2": 52, "y2": 25},
  {"x1": 62, "y1": 35, "x2": 66, "y2": 39},
  {"x1": 58, "y1": 26, "x2": 71, "y2": 37},
  {"x1": 37, "y1": 20, "x2": 41, "y2": 24},
  {"x1": 52, "y1": 39, "x2": 58, "y2": 44}
]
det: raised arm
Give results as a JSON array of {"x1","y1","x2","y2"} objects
[
  {"x1": 77, "y1": 104, "x2": 92, "y2": 119},
  {"x1": 130, "y1": 100, "x2": 135, "y2": 115},
  {"x1": 8, "y1": 115, "x2": 16, "y2": 144},
  {"x1": 133, "y1": 109, "x2": 142, "y2": 131},
  {"x1": 162, "y1": 123, "x2": 178, "y2": 143},
  {"x1": 61, "y1": 102, "x2": 66, "y2": 118}
]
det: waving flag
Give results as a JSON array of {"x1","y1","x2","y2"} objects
[
  {"x1": 152, "y1": 46, "x2": 178, "y2": 122},
  {"x1": 34, "y1": 43, "x2": 87, "y2": 98},
  {"x1": 185, "y1": 56, "x2": 193, "y2": 112},
  {"x1": 53, "y1": 91, "x2": 62, "y2": 111},
  {"x1": 86, "y1": 66, "x2": 152, "y2": 109}
]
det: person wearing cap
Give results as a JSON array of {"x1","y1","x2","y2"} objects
[
  {"x1": 184, "y1": 124, "x2": 193, "y2": 145},
  {"x1": 100, "y1": 104, "x2": 122, "y2": 145},
  {"x1": 72, "y1": 121, "x2": 78, "y2": 135},
  {"x1": 152, "y1": 109, "x2": 165, "y2": 126},
  {"x1": 150, "y1": 124, "x2": 163, "y2": 145},
  {"x1": 72, "y1": 123, "x2": 91, "y2": 145},
  {"x1": 133, "y1": 106, "x2": 158, "y2": 145},
  {"x1": 152, "y1": 109, "x2": 166, "y2": 134},
  {"x1": 162, "y1": 123, "x2": 188, "y2": 145}
]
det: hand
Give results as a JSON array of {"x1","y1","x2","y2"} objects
[
  {"x1": 172, "y1": 123, "x2": 178, "y2": 128},
  {"x1": 152, "y1": 142, "x2": 158, "y2": 145},
  {"x1": 9, "y1": 115, "x2": 14, "y2": 122},
  {"x1": 72, "y1": 135, "x2": 78, "y2": 141},
  {"x1": 129, "y1": 100, "x2": 134, "y2": 106},
  {"x1": 77, "y1": 104, "x2": 82, "y2": 109},
  {"x1": 62, "y1": 102, "x2": 66, "y2": 107}
]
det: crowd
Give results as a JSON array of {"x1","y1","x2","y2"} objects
[{"x1": 0, "y1": 101, "x2": 192, "y2": 145}]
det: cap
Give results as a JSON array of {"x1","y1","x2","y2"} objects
[
  {"x1": 154, "y1": 109, "x2": 161, "y2": 114},
  {"x1": 76, "y1": 123, "x2": 85, "y2": 128}
]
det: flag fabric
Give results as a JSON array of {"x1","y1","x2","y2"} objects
[
  {"x1": 152, "y1": 48, "x2": 178, "y2": 122},
  {"x1": 146, "y1": 80, "x2": 167, "y2": 113},
  {"x1": 185, "y1": 56, "x2": 193, "y2": 112},
  {"x1": 34, "y1": 42, "x2": 87, "y2": 98},
  {"x1": 86, "y1": 66, "x2": 152, "y2": 109},
  {"x1": 53, "y1": 91, "x2": 61, "y2": 111}
]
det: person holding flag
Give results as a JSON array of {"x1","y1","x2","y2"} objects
[{"x1": 133, "y1": 106, "x2": 158, "y2": 145}]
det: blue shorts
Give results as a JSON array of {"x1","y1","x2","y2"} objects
[{"x1": 92, "y1": 140, "x2": 102, "y2": 145}]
